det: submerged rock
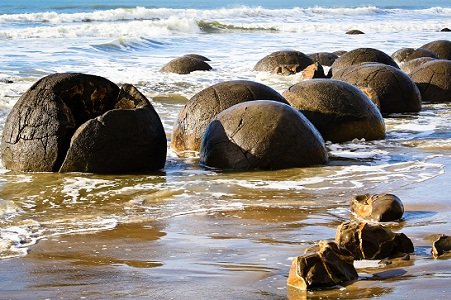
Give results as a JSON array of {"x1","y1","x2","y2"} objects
[
  {"x1": 432, "y1": 235, "x2": 451, "y2": 258},
  {"x1": 171, "y1": 80, "x2": 288, "y2": 153},
  {"x1": 287, "y1": 241, "x2": 358, "y2": 290},
  {"x1": 283, "y1": 79, "x2": 385, "y2": 142},
  {"x1": 200, "y1": 100, "x2": 328, "y2": 170},
  {"x1": 346, "y1": 29, "x2": 365, "y2": 35},
  {"x1": 254, "y1": 50, "x2": 314, "y2": 74},
  {"x1": 336, "y1": 222, "x2": 414, "y2": 260},
  {"x1": 160, "y1": 56, "x2": 212, "y2": 74},
  {"x1": 351, "y1": 193, "x2": 404, "y2": 222}
]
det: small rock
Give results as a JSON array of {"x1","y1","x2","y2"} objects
[
  {"x1": 287, "y1": 241, "x2": 358, "y2": 290},
  {"x1": 336, "y1": 221, "x2": 414, "y2": 259},
  {"x1": 351, "y1": 193, "x2": 404, "y2": 222},
  {"x1": 440, "y1": 28, "x2": 451, "y2": 32},
  {"x1": 346, "y1": 29, "x2": 365, "y2": 35},
  {"x1": 432, "y1": 234, "x2": 451, "y2": 258}
]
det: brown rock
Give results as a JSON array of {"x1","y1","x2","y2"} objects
[
  {"x1": 160, "y1": 56, "x2": 212, "y2": 74},
  {"x1": 171, "y1": 80, "x2": 288, "y2": 153},
  {"x1": 432, "y1": 235, "x2": 451, "y2": 258},
  {"x1": 346, "y1": 29, "x2": 365, "y2": 35},
  {"x1": 308, "y1": 52, "x2": 339, "y2": 67},
  {"x1": 333, "y1": 50, "x2": 348, "y2": 56},
  {"x1": 287, "y1": 241, "x2": 358, "y2": 290},
  {"x1": 400, "y1": 57, "x2": 436, "y2": 74},
  {"x1": 183, "y1": 54, "x2": 211, "y2": 61},
  {"x1": 391, "y1": 47, "x2": 437, "y2": 64},
  {"x1": 351, "y1": 193, "x2": 404, "y2": 222},
  {"x1": 336, "y1": 222, "x2": 414, "y2": 260},
  {"x1": 283, "y1": 79, "x2": 385, "y2": 143},
  {"x1": 300, "y1": 63, "x2": 326, "y2": 79},
  {"x1": 408, "y1": 59, "x2": 451, "y2": 103},
  {"x1": 254, "y1": 50, "x2": 314, "y2": 74},
  {"x1": 420, "y1": 40, "x2": 451, "y2": 60},
  {"x1": 199, "y1": 100, "x2": 328, "y2": 170},
  {"x1": 332, "y1": 63, "x2": 422, "y2": 114}
]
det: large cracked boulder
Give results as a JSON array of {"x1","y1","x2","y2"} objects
[
  {"x1": 391, "y1": 47, "x2": 437, "y2": 64},
  {"x1": 160, "y1": 56, "x2": 212, "y2": 74},
  {"x1": 287, "y1": 241, "x2": 358, "y2": 291},
  {"x1": 420, "y1": 40, "x2": 451, "y2": 60},
  {"x1": 200, "y1": 100, "x2": 328, "y2": 170},
  {"x1": 254, "y1": 50, "x2": 314, "y2": 75},
  {"x1": 283, "y1": 79, "x2": 385, "y2": 143},
  {"x1": 329, "y1": 48, "x2": 399, "y2": 77},
  {"x1": 171, "y1": 80, "x2": 288, "y2": 154},
  {"x1": 332, "y1": 63, "x2": 422, "y2": 114},
  {"x1": 1, "y1": 73, "x2": 167, "y2": 173},
  {"x1": 408, "y1": 59, "x2": 451, "y2": 103}
]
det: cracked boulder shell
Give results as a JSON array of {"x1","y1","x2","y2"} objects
[
  {"x1": 199, "y1": 100, "x2": 328, "y2": 170},
  {"x1": 171, "y1": 80, "x2": 288, "y2": 154},
  {"x1": 420, "y1": 40, "x2": 451, "y2": 60},
  {"x1": 432, "y1": 235, "x2": 451, "y2": 258},
  {"x1": 1, "y1": 73, "x2": 166, "y2": 173},
  {"x1": 351, "y1": 193, "x2": 404, "y2": 222},
  {"x1": 332, "y1": 63, "x2": 422, "y2": 114},
  {"x1": 288, "y1": 241, "x2": 358, "y2": 291},
  {"x1": 336, "y1": 221, "x2": 414, "y2": 260},
  {"x1": 283, "y1": 79, "x2": 385, "y2": 143},
  {"x1": 253, "y1": 50, "x2": 314, "y2": 75},
  {"x1": 408, "y1": 59, "x2": 451, "y2": 103},
  {"x1": 160, "y1": 56, "x2": 212, "y2": 74}
]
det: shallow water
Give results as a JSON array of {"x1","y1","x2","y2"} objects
[{"x1": 0, "y1": 1, "x2": 451, "y2": 299}]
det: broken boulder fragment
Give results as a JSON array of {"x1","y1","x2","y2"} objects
[
  {"x1": 432, "y1": 234, "x2": 451, "y2": 258},
  {"x1": 351, "y1": 193, "x2": 404, "y2": 222}
]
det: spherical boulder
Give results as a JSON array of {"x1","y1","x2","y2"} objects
[
  {"x1": 329, "y1": 48, "x2": 399, "y2": 77},
  {"x1": 420, "y1": 40, "x2": 451, "y2": 60},
  {"x1": 200, "y1": 100, "x2": 328, "y2": 170},
  {"x1": 308, "y1": 52, "x2": 339, "y2": 67},
  {"x1": 254, "y1": 50, "x2": 314, "y2": 75},
  {"x1": 160, "y1": 56, "x2": 212, "y2": 74},
  {"x1": 400, "y1": 57, "x2": 436, "y2": 74},
  {"x1": 391, "y1": 47, "x2": 437, "y2": 64},
  {"x1": 332, "y1": 63, "x2": 422, "y2": 114},
  {"x1": 351, "y1": 193, "x2": 404, "y2": 222},
  {"x1": 408, "y1": 59, "x2": 451, "y2": 102},
  {"x1": 283, "y1": 79, "x2": 385, "y2": 143},
  {"x1": 1, "y1": 73, "x2": 167, "y2": 173},
  {"x1": 171, "y1": 80, "x2": 288, "y2": 153}
]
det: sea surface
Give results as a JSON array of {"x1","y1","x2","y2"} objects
[{"x1": 0, "y1": 0, "x2": 450, "y2": 299}]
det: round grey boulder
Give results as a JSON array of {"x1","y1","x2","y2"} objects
[
  {"x1": 254, "y1": 50, "x2": 314, "y2": 75},
  {"x1": 391, "y1": 47, "x2": 437, "y2": 64},
  {"x1": 420, "y1": 40, "x2": 451, "y2": 60},
  {"x1": 160, "y1": 56, "x2": 212, "y2": 74},
  {"x1": 171, "y1": 80, "x2": 288, "y2": 153},
  {"x1": 408, "y1": 59, "x2": 451, "y2": 102},
  {"x1": 400, "y1": 57, "x2": 436, "y2": 74},
  {"x1": 332, "y1": 63, "x2": 422, "y2": 114},
  {"x1": 308, "y1": 52, "x2": 339, "y2": 67},
  {"x1": 200, "y1": 100, "x2": 328, "y2": 170},
  {"x1": 283, "y1": 79, "x2": 385, "y2": 143}
]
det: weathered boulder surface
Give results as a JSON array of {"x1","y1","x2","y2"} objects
[
  {"x1": 254, "y1": 50, "x2": 314, "y2": 74},
  {"x1": 287, "y1": 241, "x2": 358, "y2": 291},
  {"x1": 408, "y1": 59, "x2": 451, "y2": 103},
  {"x1": 283, "y1": 79, "x2": 385, "y2": 143},
  {"x1": 332, "y1": 63, "x2": 422, "y2": 114},
  {"x1": 391, "y1": 47, "x2": 437, "y2": 64},
  {"x1": 308, "y1": 52, "x2": 339, "y2": 67},
  {"x1": 171, "y1": 80, "x2": 288, "y2": 153},
  {"x1": 432, "y1": 235, "x2": 451, "y2": 258},
  {"x1": 183, "y1": 54, "x2": 211, "y2": 61},
  {"x1": 420, "y1": 40, "x2": 451, "y2": 60},
  {"x1": 329, "y1": 48, "x2": 399, "y2": 77},
  {"x1": 200, "y1": 100, "x2": 328, "y2": 170},
  {"x1": 400, "y1": 57, "x2": 436, "y2": 74},
  {"x1": 351, "y1": 193, "x2": 404, "y2": 222},
  {"x1": 160, "y1": 56, "x2": 212, "y2": 74},
  {"x1": 336, "y1": 222, "x2": 414, "y2": 260},
  {"x1": 60, "y1": 84, "x2": 167, "y2": 173},
  {"x1": 1, "y1": 73, "x2": 167, "y2": 173}
]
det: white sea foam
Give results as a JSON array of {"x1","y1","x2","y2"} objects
[{"x1": 61, "y1": 177, "x2": 116, "y2": 203}]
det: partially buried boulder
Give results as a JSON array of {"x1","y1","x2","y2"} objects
[
  {"x1": 391, "y1": 47, "x2": 437, "y2": 64},
  {"x1": 254, "y1": 50, "x2": 314, "y2": 75},
  {"x1": 1, "y1": 73, "x2": 166, "y2": 173},
  {"x1": 200, "y1": 100, "x2": 328, "y2": 170},
  {"x1": 420, "y1": 40, "x2": 451, "y2": 60},
  {"x1": 346, "y1": 29, "x2": 365, "y2": 35},
  {"x1": 408, "y1": 59, "x2": 451, "y2": 103},
  {"x1": 351, "y1": 193, "x2": 404, "y2": 222},
  {"x1": 432, "y1": 235, "x2": 451, "y2": 258},
  {"x1": 400, "y1": 57, "x2": 436, "y2": 74},
  {"x1": 332, "y1": 63, "x2": 422, "y2": 114},
  {"x1": 160, "y1": 56, "x2": 212, "y2": 74},
  {"x1": 283, "y1": 79, "x2": 385, "y2": 143},
  {"x1": 336, "y1": 221, "x2": 414, "y2": 259},
  {"x1": 171, "y1": 80, "x2": 288, "y2": 153},
  {"x1": 329, "y1": 48, "x2": 399, "y2": 77},
  {"x1": 308, "y1": 52, "x2": 339, "y2": 67},
  {"x1": 287, "y1": 241, "x2": 358, "y2": 291}
]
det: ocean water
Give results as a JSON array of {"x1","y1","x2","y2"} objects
[{"x1": 0, "y1": 0, "x2": 450, "y2": 298}]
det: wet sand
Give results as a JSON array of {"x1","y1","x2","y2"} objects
[{"x1": 0, "y1": 156, "x2": 449, "y2": 299}]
